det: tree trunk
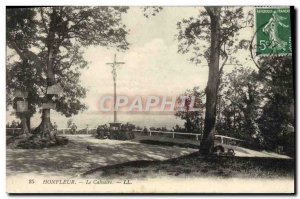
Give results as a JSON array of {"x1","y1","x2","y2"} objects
[
  {"x1": 200, "y1": 117, "x2": 204, "y2": 134},
  {"x1": 26, "y1": 115, "x2": 31, "y2": 132},
  {"x1": 21, "y1": 114, "x2": 29, "y2": 135},
  {"x1": 34, "y1": 8, "x2": 57, "y2": 138},
  {"x1": 35, "y1": 66, "x2": 55, "y2": 138},
  {"x1": 200, "y1": 7, "x2": 221, "y2": 155},
  {"x1": 35, "y1": 109, "x2": 53, "y2": 138}
]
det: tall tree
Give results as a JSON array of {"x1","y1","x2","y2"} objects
[
  {"x1": 177, "y1": 7, "x2": 253, "y2": 155},
  {"x1": 7, "y1": 7, "x2": 129, "y2": 138},
  {"x1": 6, "y1": 8, "x2": 38, "y2": 134}
]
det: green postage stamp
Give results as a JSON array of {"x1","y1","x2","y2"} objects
[{"x1": 256, "y1": 7, "x2": 292, "y2": 56}]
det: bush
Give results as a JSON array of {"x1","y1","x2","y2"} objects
[
  {"x1": 96, "y1": 130, "x2": 135, "y2": 140},
  {"x1": 95, "y1": 124, "x2": 109, "y2": 139},
  {"x1": 95, "y1": 123, "x2": 135, "y2": 140},
  {"x1": 15, "y1": 135, "x2": 69, "y2": 149},
  {"x1": 95, "y1": 131, "x2": 110, "y2": 139},
  {"x1": 109, "y1": 131, "x2": 135, "y2": 140}
]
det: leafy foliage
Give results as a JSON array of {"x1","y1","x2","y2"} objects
[
  {"x1": 177, "y1": 7, "x2": 253, "y2": 66},
  {"x1": 175, "y1": 87, "x2": 205, "y2": 133},
  {"x1": 217, "y1": 57, "x2": 294, "y2": 153},
  {"x1": 6, "y1": 7, "x2": 129, "y2": 118},
  {"x1": 142, "y1": 6, "x2": 163, "y2": 18},
  {"x1": 258, "y1": 57, "x2": 294, "y2": 152},
  {"x1": 218, "y1": 67, "x2": 264, "y2": 145},
  {"x1": 95, "y1": 123, "x2": 136, "y2": 140},
  {"x1": 176, "y1": 7, "x2": 255, "y2": 155}
]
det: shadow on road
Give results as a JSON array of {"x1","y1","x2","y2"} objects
[{"x1": 6, "y1": 135, "x2": 195, "y2": 177}]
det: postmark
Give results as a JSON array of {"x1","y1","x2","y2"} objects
[{"x1": 256, "y1": 7, "x2": 292, "y2": 56}]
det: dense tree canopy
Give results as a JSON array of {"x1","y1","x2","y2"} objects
[
  {"x1": 6, "y1": 7, "x2": 129, "y2": 122},
  {"x1": 218, "y1": 67, "x2": 264, "y2": 143},
  {"x1": 216, "y1": 56, "x2": 294, "y2": 154},
  {"x1": 6, "y1": 6, "x2": 130, "y2": 142}
]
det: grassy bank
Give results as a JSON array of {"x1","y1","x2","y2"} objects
[{"x1": 83, "y1": 152, "x2": 294, "y2": 179}]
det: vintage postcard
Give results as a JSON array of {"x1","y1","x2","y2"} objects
[{"x1": 6, "y1": 6, "x2": 295, "y2": 194}]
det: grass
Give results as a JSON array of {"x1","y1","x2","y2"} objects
[{"x1": 83, "y1": 152, "x2": 294, "y2": 179}]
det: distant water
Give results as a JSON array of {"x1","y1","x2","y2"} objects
[{"x1": 7, "y1": 111, "x2": 185, "y2": 129}]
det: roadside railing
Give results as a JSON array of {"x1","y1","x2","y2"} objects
[
  {"x1": 6, "y1": 128, "x2": 22, "y2": 136},
  {"x1": 132, "y1": 129, "x2": 202, "y2": 141}
]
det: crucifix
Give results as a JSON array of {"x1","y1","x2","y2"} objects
[{"x1": 106, "y1": 54, "x2": 125, "y2": 123}]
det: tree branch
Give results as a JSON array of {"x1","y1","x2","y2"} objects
[
  {"x1": 219, "y1": 43, "x2": 229, "y2": 74},
  {"x1": 9, "y1": 41, "x2": 43, "y2": 67},
  {"x1": 40, "y1": 8, "x2": 49, "y2": 35}
]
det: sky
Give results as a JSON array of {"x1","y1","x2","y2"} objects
[{"x1": 6, "y1": 7, "x2": 256, "y2": 129}]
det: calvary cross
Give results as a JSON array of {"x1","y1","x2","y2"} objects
[{"x1": 106, "y1": 54, "x2": 125, "y2": 123}]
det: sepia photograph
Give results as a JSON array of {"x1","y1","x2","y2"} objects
[{"x1": 5, "y1": 5, "x2": 295, "y2": 194}]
